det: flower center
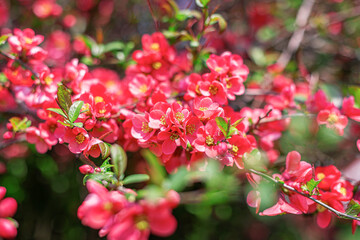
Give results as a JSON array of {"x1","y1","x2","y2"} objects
[
  {"x1": 135, "y1": 216, "x2": 149, "y2": 231},
  {"x1": 205, "y1": 135, "x2": 214, "y2": 146},
  {"x1": 215, "y1": 67, "x2": 223, "y2": 73},
  {"x1": 199, "y1": 107, "x2": 208, "y2": 111},
  {"x1": 232, "y1": 145, "x2": 239, "y2": 153},
  {"x1": 209, "y1": 85, "x2": 218, "y2": 95},
  {"x1": 75, "y1": 133, "x2": 85, "y2": 144},
  {"x1": 170, "y1": 133, "x2": 179, "y2": 141},
  {"x1": 141, "y1": 122, "x2": 152, "y2": 133},
  {"x1": 175, "y1": 112, "x2": 185, "y2": 123},
  {"x1": 340, "y1": 187, "x2": 347, "y2": 196},
  {"x1": 150, "y1": 43, "x2": 160, "y2": 51},
  {"x1": 95, "y1": 96, "x2": 104, "y2": 104},
  {"x1": 160, "y1": 115, "x2": 166, "y2": 125},
  {"x1": 103, "y1": 202, "x2": 113, "y2": 211},
  {"x1": 327, "y1": 114, "x2": 338, "y2": 124},
  {"x1": 139, "y1": 84, "x2": 148, "y2": 93},
  {"x1": 186, "y1": 124, "x2": 196, "y2": 135},
  {"x1": 152, "y1": 62, "x2": 162, "y2": 70},
  {"x1": 44, "y1": 76, "x2": 53, "y2": 85},
  {"x1": 317, "y1": 173, "x2": 325, "y2": 180}
]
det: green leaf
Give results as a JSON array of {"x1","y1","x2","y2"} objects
[
  {"x1": 165, "y1": 167, "x2": 188, "y2": 191},
  {"x1": 346, "y1": 200, "x2": 360, "y2": 217},
  {"x1": 249, "y1": 47, "x2": 267, "y2": 66},
  {"x1": 68, "y1": 101, "x2": 84, "y2": 123},
  {"x1": 57, "y1": 84, "x2": 72, "y2": 114},
  {"x1": 99, "y1": 142, "x2": 111, "y2": 160},
  {"x1": 227, "y1": 126, "x2": 239, "y2": 137},
  {"x1": 215, "y1": 117, "x2": 228, "y2": 137},
  {"x1": 306, "y1": 179, "x2": 321, "y2": 193},
  {"x1": 232, "y1": 117, "x2": 244, "y2": 128},
  {"x1": 72, "y1": 122, "x2": 83, "y2": 128},
  {"x1": 0, "y1": 34, "x2": 9, "y2": 45},
  {"x1": 141, "y1": 149, "x2": 166, "y2": 186},
  {"x1": 104, "y1": 41, "x2": 125, "y2": 52},
  {"x1": 123, "y1": 174, "x2": 150, "y2": 185},
  {"x1": 81, "y1": 35, "x2": 97, "y2": 50},
  {"x1": 195, "y1": 0, "x2": 210, "y2": 8},
  {"x1": 207, "y1": 14, "x2": 227, "y2": 33},
  {"x1": 47, "y1": 108, "x2": 67, "y2": 119},
  {"x1": 9, "y1": 117, "x2": 31, "y2": 132},
  {"x1": 175, "y1": 10, "x2": 201, "y2": 21},
  {"x1": 243, "y1": 149, "x2": 265, "y2": 171},
  {"x1": 110, "y1": 144, "x2": 127, "y2": 180}
]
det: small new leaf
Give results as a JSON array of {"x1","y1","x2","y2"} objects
[
  {"x1": 215, "y1": 117, "x2": 228, "y2": 137},
  {"x1": 306, "y1": 179, "x2": 321, "y2": 193},
  {"x1": 57, "y1": 84, "x2": 72, "y2": 114},
  {"x1": 99, "y1": 142, "x2": 111, "y2": 160},
  {"x1": 9, "y1": 117, "x2": 31, "y2": 132},
  {"x1": 72, "y1": 122, "x2": 83, "y2": 128},
  {"x1": 68, "y1": 101, "x2": 84, "y2": 123},
  {"x1": 346, "y1": 200, "x2": 360, "y2": 217},
  {"x1": 208, "y1": 14, "x2": 227, "y2": 33},
  {"x1": 47, "y1": 108, "x2": 67, "y2": 119},
  {"x1": 122, "y1": 174, "x2": 150, "y2": 185},
  {"x1": 111, "y1": 144, "x2": 127, "y2": 180}
]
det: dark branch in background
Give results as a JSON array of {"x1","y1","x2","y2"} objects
[
  {"x1": 146, "y1": 0, "x2": 159, "y2": 32},
  {"x1": 276, "y1": 0, "x2": 316, "y2": 69},
  {"x1": 0, "y1": 51, "x2": 39, "y2": 79},
  {"x1": 248, "y1": 169, "x2": 360, "y2": 222},
  {"x1": 257, "y1": 113, "x2": 316, "y2": 124},
  {"x1": 0, "y1": 138, "x2": 25, "y2": 151}
]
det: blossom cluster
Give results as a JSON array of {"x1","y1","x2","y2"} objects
[
  {"x1": 0, "y1": 186, "x2": 18, "y2": 239},
  {"x1": 248, "y1": 151, "x2": 356, "y2": 229},
  {"x1": 1, "y1": 26, "x2": 360, "y2": 239},
  {"x1": 78, "y1": 180, "x2": 179, "y2": 240}
]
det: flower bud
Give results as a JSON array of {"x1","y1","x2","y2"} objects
[
  {"x1": 79, "y1": 165, "x2": 94, "y2": 174},
  {"x1": 0, "y1": 197, "x2": 17, "y2": 218},
  {"x1": 3, "y1": 131, "x2": 13, "y2": 140},
  {"x1": 0, "y1": 218, "x2": 17, "y2": 239}
]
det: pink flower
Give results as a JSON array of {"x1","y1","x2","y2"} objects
[
  {"x1": 193, "y1": 96, "x2": 223, "y2": 121},
  {"x1": 63, "y1": 127, "x2": 90, "y2": 154},
  {"x1": 317, "y1": 108, "x2": 348, "y2": 135},
  {"x1": 199, "y1": 78, "x2": 227, "y2": 105},
  {"x1": 129, "y1": 74, "x2": 155, "y2": 99},
  {"x1": 26, "y1": 125, "x2": 57, "y2": 153},
  {"x1": 342, "y1": 96, "x2": 360, "y2": 122},
  {"x1": 0, "y1": 218, "x2": 17, "y2": 239},
  {"x1": 194, "y1": 119, "x2": 223, "y2": 158},
  {"x1": 315, "y1": 166, "x2": 341, "y2": 191},
  {"x1": 131, "y1": 113, "x2": 156, "y2": 142},
  {"x1": 78, "y1": 180, "x2": 126, "y2": 229},
  {"x1": 32, "y1": 0, "x2": 62, "y2": 19}
]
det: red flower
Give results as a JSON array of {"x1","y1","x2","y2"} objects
[
  {"x1": 317, "y1": 108, "x2": 348, "y2": 135},
  {"x1": 78, "y1": 180, "x2": 126, "y2": 229},
  {"x1": 315, "y1": 165, "x2": 341, "y2": 191},
  {"x1": 63, "y1": 127, "x2": 90, "y2": 154}
]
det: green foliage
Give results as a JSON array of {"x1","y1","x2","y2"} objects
[{"x1": 110, "y1": 144, "x2": 127, "y2": 180}]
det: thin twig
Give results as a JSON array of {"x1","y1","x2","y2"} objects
[
  {"x1": 276, "y1": 0, "x2": 316, "y2": 69},
  {"x1": 258, "y1": 113, "x2": 316, "y2": 124},
  {"x1": 0, "y1": 51, "x2": 39, "y2": 79},
  {"x1": 249, "y1": 169, "x2": 360, "y2": 222},
  {"x1": 146, "y1": 0, "x2": 159, "y2": 32}
]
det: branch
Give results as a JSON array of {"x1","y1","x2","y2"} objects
[
  {"x1": 146, "y1": 0, "x2": 159, "y2": 32},
  {"x1": 248, "y1": 169, "x2": 360, "y2": 222},
  {"x1": 257, "y1": 113, "x2": 315, "y2": 124},
  {"x1": 276, "y1": 0, "x2": 316, "y2": 69},
  {"x1": 0, "y1": 51, "x2": 39, "y2": 79}
]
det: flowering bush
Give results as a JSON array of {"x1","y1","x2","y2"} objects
[{"x1": 1, "y1": 0, "x2": 360, "y2": 239}]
